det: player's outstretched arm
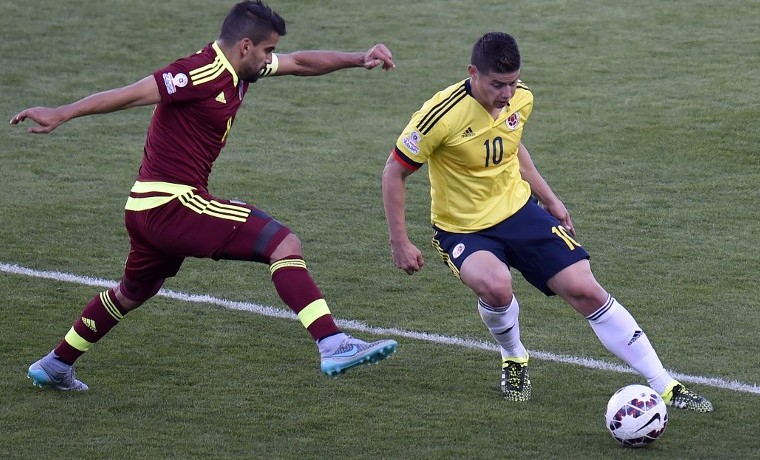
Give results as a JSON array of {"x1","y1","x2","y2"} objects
[
  {"x1": 10, "y1": 76, "x2": 161, "y2": 134},
  {"x1": 275, "y1": 43, "x2": 395, "y2": 76}
]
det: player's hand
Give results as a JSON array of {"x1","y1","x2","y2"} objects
[
  {"x1": 362, "y1": 44, "x2": 395, "y2": 71},
  {"x1": 390, "y1": 240, "x2": 424, "y2": 275},
  {"x1": 9, "y1": 107, "x2": 66, "y2": 134},
  {"x1": 544, "y1": 200, "x2": 576, "y2": 236}
]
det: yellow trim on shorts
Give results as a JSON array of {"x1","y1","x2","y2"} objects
[
  {"x1": 125, "y1": 181, "x2": 196, "y2": 211},
  {"x1": 125, "y1": 195, "x2": 176, "y2": 211},
  {"x1": 297, "y1": 299, "x2": 331, "y2": 328},
  {"x1": 124, "y1": 182, "x2": 251, "y2": 225},
  {"x1": 130, "y1": 181, "x2": 195, "y2": 195},
  {"x1": 431, "y1": 236, "x2": 461, "y2": 279},
  {"x1": 179, "y1": 194, "x2": 250, "y2": 222},
  {"x1": 64, "y1": 327, "x2": 94, "y2": 352}
]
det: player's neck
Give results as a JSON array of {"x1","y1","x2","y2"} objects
[{"x1": 215, "y1": 40, "x2": 242, "y2": 75}]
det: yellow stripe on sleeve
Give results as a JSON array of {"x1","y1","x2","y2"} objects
[{"x1": 192, "y1": 65, "x2": 226, "y2": 85}]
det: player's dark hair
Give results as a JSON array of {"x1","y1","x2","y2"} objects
[
  {"x1": 219, "y1": 0, "x2": 286, "y2": 45},
  {"x1": 471, "y1": 32, "x2": 521, "y2": 74}
]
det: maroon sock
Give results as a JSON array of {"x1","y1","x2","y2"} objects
[
  {"x1": 54, "y1": 289, "x2": 128, "y2": 364},
  {"x1": 269, "y1": 256, "x2": 340, "y2": 340}
]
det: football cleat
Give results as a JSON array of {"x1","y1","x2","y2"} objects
[
  {"x1": 501, "y1": 354, "x2": 531, "y2": 402},
  {"x1": 661, "y1": 381, "x2": 713, "y2": 412},
  {"x1": 320, "y1": 336, "x2": 397, "y2": 377},
  {"x1": 27, "y1": 357, "x2": 89, "y2": 391}
]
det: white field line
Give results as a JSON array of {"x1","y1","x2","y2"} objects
[{"x1": 2, "y1": 262, "x2": 759, "y2": 395}]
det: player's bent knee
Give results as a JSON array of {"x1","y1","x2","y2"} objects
[
  {"x1": 555, "y1": 283, "x2": 608, "y2": 314},
  {"x1": 270, "y1": 233, "x2": 303, "y2": 261},
  {"x1": 116, "y1": 278, "x2": 165, "y2": 310},
  {"x1": 466, "y1": 277, "x2": 513, "y2": 306},
  {"x1": 482, "y1": 290, "x2": 514, "y2": 307}
]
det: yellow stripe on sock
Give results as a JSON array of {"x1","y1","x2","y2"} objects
[
  {"x1": 100, "y1": 291, "x2": 123, "y2": 322},
  {"x1": 64, "y1": 327, "x2": 94, "y2": 352},
  {"x1": 297, "y1": 299, "x2": 330, "y2": 328},
  {"x1": 269, "y1": 259, "x2": 307, "y2": 275}
]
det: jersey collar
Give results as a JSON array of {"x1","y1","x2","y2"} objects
[
  {"x1": 465, "y1": 78, "x2": 515, "y2": 121},
  {"x1": 212, "y1": 41, "x2": 239, "y2": 87}
]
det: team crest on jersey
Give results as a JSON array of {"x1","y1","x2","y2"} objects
[
  {"x1": 162, "y1": 72, "x2": 188, "y2": 94},
  {"x1": 402, "y1": 131, "x2": 421, "y2": 155},
  {"x1": 506, "y1": 111, "x2": 520, "y2": 130},
  {"x1": 452, "y1": 243, "x2": 465, "y2": 259}
]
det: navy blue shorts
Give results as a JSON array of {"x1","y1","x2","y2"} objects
[{"x1": 432, "y1": 199, "x2": 590, "y2": 295}]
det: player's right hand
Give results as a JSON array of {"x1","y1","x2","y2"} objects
[
  {"x1": 391, "y1": 241, "x2": 425, "y2": 275},
  {"x1": 363, "y1": 44, "x2": 395, "y2": 71},
  {"x1": 10, "y1": 107, "x2": 65, "y2": 134}
]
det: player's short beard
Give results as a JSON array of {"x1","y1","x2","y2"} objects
[
  {"x1": 238, "y1": 64, "x2": 263, "y2": 83},
  {"x1": 240, "y1": 70, "x2": 259, "y2": 83}
]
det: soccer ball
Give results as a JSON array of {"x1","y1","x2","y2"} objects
[{"x1": 604, "y1": 384, "x2": 668, "y2": 447}]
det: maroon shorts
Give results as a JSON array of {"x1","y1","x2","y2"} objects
[{"x1": 123, "y1": 189, "x2": 291, "y2": 286}]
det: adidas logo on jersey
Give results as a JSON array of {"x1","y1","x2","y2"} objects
[
  {"x1": 215, "y1": 92, "x2": 227, "y2": 104},
  {"x1": 461, "y1": 127, "x2": 475, "y2": 138}
]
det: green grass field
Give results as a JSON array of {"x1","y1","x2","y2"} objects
[{"x1": 1, "y1": 0, "x2": 759, "y2": 458}]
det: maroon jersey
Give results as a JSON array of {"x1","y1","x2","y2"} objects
[{"x1": 140, "y1": 42, "x2": 249, "y2": 192}]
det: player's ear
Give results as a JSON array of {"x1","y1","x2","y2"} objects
[
  {"x1": 467, "y1": 64, "x2": 478, "y2": 78},
  {"x1": 239, "y1": 38, "x2": 252, "y2": 57}
]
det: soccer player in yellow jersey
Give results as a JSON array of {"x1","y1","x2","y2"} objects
[{"x1": 382, "y1": 32, "x2": 712, "y2": 411}]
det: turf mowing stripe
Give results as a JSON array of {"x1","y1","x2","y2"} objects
[{"x1": 2, "y1": 261, "x2": 758, "y2": 395}]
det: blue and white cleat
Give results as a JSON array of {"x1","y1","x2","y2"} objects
[
  {"x1": 28, "y1": 357, "x2": 89, "y2": 391},
  {"x1": 320, "y1": 336, "x2": 397, "y2": 377}
]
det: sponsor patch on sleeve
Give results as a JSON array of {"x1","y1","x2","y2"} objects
[
  {"x1": 162, "y1": 72, "x2": 187, "y2": 95},
  {"x1": 402, "y1": 130, "x2": 422, "y2": 155},
  {"x1": 162, "y1": 72, "x2": 176, "y2": 94}
]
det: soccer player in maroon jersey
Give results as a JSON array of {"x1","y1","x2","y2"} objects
[{"x1": 11, "y1": 0, "x2": 397, "y2": 391}]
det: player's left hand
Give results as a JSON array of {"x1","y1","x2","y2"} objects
[
  {"x1": 362, "y1": 44, "x2": 395, "y2": 70},
  {"x1": 545, "y1": 201, "x2": 576, "y2": 236}
]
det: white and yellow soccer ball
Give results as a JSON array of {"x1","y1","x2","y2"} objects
[{"x1": 605, "y1": 384, "x2": 668, "y2": 447}]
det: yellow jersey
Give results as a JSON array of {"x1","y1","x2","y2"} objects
[{"x1": 393, "y1": 78, "x2": 533, "y2": 232}]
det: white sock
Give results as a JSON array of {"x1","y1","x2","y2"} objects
[
  {"x1": 586, "y1": 295, "x2": 672, "y2": 393},
  {"x1": 317, "y1": 332, "x2": 348, "y2": 356},
  {"x1": 478, "y1": 296, "x2": 527, "y2": 360}
]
